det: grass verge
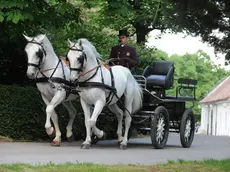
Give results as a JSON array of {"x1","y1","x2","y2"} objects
[{"x1": 0, "y1": 159, "x2": 230, "y2": 172}]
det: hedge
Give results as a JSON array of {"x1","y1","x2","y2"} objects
[{"x1": 0, "y1": 84, "x2": 117, "y2": 141}]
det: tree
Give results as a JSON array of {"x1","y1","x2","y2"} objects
[
  {"x1": 94, "y1": 0, "x2": 174, "y2": 44},
  {"x1": 83, "y1": 0, "x2": 230, "y2": 64},
  {"x1": 167, "y1": 50, "x2": 228, "y2": 116}
]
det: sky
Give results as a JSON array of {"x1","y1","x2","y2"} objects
[{"x1": 146, "y1": 30, "x2": 230, "y2": 71}]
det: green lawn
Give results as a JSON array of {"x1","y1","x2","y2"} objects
[{"x1": 0, "y1": 159, "x2": 230, "y2": 172}]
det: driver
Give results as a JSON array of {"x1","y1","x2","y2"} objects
[{"x1": 109, "y1": 29, "x2": 139, "y2": 70}]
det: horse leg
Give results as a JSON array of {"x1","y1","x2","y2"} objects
[
  {"x1": 41, "y1": 94, "x2": 55, "y2": 137},
  {"x1": 87, "y1": 100, "x2": 105, "y2": 132},
  {"x1": 62, "y1": 101, "x2": 77, "y2": 142},
  {"x1": 80, "y1": 98, "x2": 92, "y2": 149},
  {"x1": 82, "y1": 99, "x2": 105, "y2": 149},
  {"x1": 50, "y1": 111, "x2": 62, "y2": 146},
  {"x1": 45, "y1": 90, "x2": 66, "y2": 146},
  {"x1": 120, "y1": 96, "x2": 133, "y2": 150},
  {"x1": 108, "y1": 104, "x2": 124, "y2": 143},
  {"x1": 87, "y1": 106, "x2": 104, "y2": 141}
]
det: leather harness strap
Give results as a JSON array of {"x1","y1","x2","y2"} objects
[{"x1": 77, "y1": 65, "x2": 116, "y2": 106}]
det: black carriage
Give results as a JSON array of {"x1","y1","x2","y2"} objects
[{"x1": 130, "y1": 61, "x2": 197, "y2": 149}]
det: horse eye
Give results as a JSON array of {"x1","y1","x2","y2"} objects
[
  {"x1": 78, "y1": 56, "x2": 84, "y2": 64},
  {"x1": 36, "y1": 49, "x2": 43, "y2": 59}
]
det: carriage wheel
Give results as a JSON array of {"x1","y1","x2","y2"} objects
[
  {"x1": 180, "y1": 109, "x2": 195, "y2": 148},
  {"x1": 150, "y1": 106, "x2": 170, "y2": 149}
]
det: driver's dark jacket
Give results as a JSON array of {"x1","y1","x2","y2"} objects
[{"x1": 109, "y1": 44, "x2": 138, "y2": 69}]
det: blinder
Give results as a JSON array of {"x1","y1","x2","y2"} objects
[{"x1": 67, "y1": 46, "x2": 87, "y2": 72}]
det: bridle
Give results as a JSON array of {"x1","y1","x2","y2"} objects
[
  {"x1": 27, "y1": 38, "x2": 47, "y2": 69},
  {"x1": 67, "y1": 45, "x2": 87, "y2": 72},
  {"x1": 67, "y1": 45, "x2": 108, "y2": 84},
  {"x1": 26, "y1": 38, "x2": 66, "y2": 80}
]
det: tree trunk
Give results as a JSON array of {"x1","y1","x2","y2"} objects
[
  {"x1": 132, "y1": 0, "x2": 146, "y2": 44},
  {"x1": 135, "y1": 22, "x2": 149, "y2": 44}
]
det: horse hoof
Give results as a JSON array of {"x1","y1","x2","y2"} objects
[
  {"x1": 120, "y1": 144, "x2": 127, "y2": 150},
  {"x1": 51, "y1": 140, "x2": 60, "y2": 147},
  {"x1": 117, "y1": 140, "x2": 122, "y2": 145},
  {"x1": 91, "y1": 132, "x2": 106, "y2": 144},
  {"x1": 81, "y1": 144, "x2": 91, "y2": 149},
  {"x1": 117, "y1": 136, "x2": 123, "y2": 144},
  {"x1": 67, "y1": 135, "x2": 74, "y2": 142},
  {"x1": 91, "y1": 135, "x2": 99, "y2": 144}
]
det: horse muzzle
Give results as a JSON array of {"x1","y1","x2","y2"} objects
[{"x1": 27, "y1": 71, "x2": 36, "y2": 79}]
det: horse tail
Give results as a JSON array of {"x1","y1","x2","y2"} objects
[{"x1": 125, "y1": 71, "x2": 143, "y2": 114}]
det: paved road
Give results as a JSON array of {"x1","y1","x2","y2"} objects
[{"x1": 1, "y1": 133, "x2": 230, "y2": 165}]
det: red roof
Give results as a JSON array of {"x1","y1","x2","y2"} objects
[{"x1": 200, "y1": 76, "x2": 230, "y2": 103}]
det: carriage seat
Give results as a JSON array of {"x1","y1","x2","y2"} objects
[{"x1": 142, "y1": 61, "x2": 174, "y2": 89}]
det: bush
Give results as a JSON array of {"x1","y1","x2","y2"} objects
[
  {"x1": 0, "y1": 84, "x2": 47, "y2": 140},
  {"x1": 0, "y1": 84, "x2": 117, "y2": 141}
]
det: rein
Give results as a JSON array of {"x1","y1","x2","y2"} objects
[
  {"x1": 40, "y1": 56, "x2": 69, "y2": 73},
  {"x1": 40, "y1": 67, "x2": 61, "y2": 73},
  {"x1": 79, "y1": 63, "x2": 110, "y2": 77},
  {"x1": 77, "y1": 58, "x2": 123, "y2": 78}
]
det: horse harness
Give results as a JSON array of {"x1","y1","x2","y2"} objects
[
  {"x1": 27, "y1": 39, "x2": 77, "y2": 98},
  {"x1": 68, "y1": 45, "x2": 116, "y2": 106}
]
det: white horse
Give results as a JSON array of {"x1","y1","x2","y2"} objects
[
  {"x1": 23, "y1": 34, "x2": 78, "y2": 146},
  {"x1": 67, "y1": 38, "x2": 143, "y2": 149}
]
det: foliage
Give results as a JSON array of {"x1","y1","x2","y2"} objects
[
  {"x1": 0, "y1": 0, "x2": 228, "y2": 83},
  {"x1": 81, "y1": 0, "x2": 175, "y2": 43},
  {"x1": 82, "y1": 0, "x2": 230, "y2": 64},
  {"x1": 171, "y1": 0, "x2": 230, "y2": 63},
  {"x1": 166, "y1": 50, "x2": 228, "y2": 116},
  {"x1": 1, "y1": 159, "x2": 230, "y2": 171},
  {"x1": 0, "y1": 84, "x2": 47, "y2": 140}
]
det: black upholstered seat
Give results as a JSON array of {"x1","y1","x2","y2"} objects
[{"x1": 142, "y1": 61, "x2": 174, "y2": 89}]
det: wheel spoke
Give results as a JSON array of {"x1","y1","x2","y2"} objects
[
  {"x1": 180, "y1": 109, "x2": 195, "y2": 148},
  {"x1": 151, "y1": 106, "x2": 169, "y2": 149},
  {"x1": 156, "y1": 113, "x2": 165, "y2": 144},
  {"x1": 184, "y1": 115, "x2": 191, "y2": 143}
]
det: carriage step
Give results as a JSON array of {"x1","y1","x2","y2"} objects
[
  {"x1": 139, "y1": 111, "x2": 156, "y2": 115},
  {"x1": 137, "y1": 128, "x2": 151, "y2": 135},
  {"x1": 138, "y1": 127, "x2": 151, "y2": 131},
  {"x1": 169, "y1": 129, "x2": 180, "y2": 133}
]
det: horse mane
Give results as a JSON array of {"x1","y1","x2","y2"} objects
[{"x1": 77, "y1": 38, "x2": 102, "y2": 60}]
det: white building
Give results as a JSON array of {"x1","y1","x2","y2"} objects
[{"x1": 199, "y1": 76, "x2": 230, "y2": 136}]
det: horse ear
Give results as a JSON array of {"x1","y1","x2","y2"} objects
[
  {"x1": 68, "y1": 38, "x2": 74, "y2": 47},
  {"x1": 22, "y1": 34, "x2": 32, "y2": 42},
  {"x1": 37, "y1": 34, "x2": 46, "y2": 43}
]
